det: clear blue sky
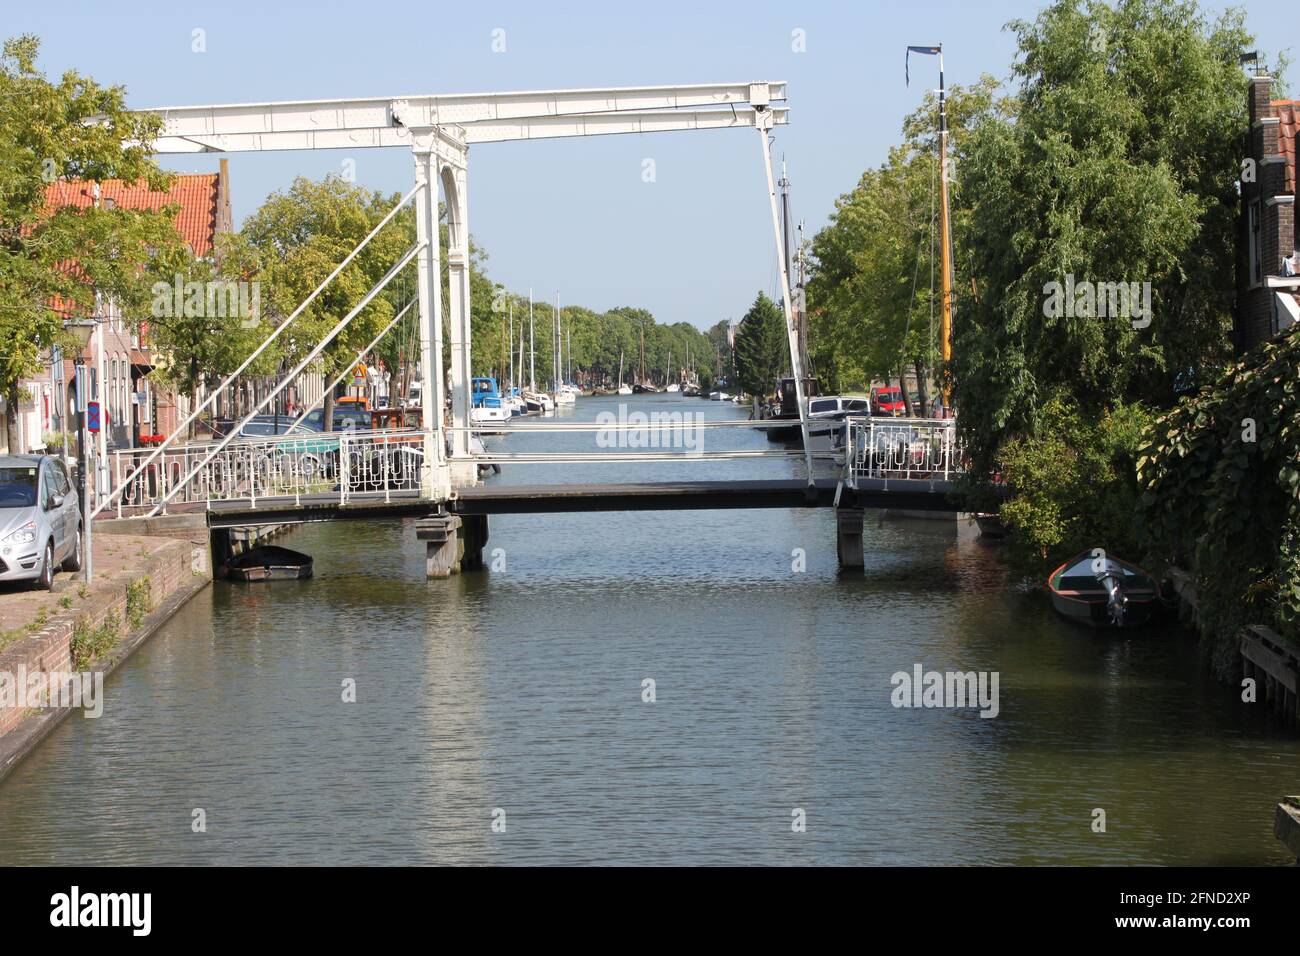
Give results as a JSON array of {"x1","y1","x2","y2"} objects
[{"x1": 11, "y1": 0, "x2": 1291, "y2": 330}]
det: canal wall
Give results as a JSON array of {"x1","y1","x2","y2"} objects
[
  {"x1": 0, "y1": 533, "x2": 212, "y2": 782},
  {"x1": 1165, "y1": 564, "x2": 1300, "y2": 861}
]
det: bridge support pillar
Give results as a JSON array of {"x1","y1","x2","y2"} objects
[
  {"x1": 416, "y1": 511, "x2": 462, "y2": 579},
  {"x1": 210, "y1": 528, "x2": 233, "y2": 580},
  {"x1": 460, "y1": 514, "x2": 488, "y2": 572},
  {"x1": 836, "y1": 508, "x2": 864, "y2": 570}
]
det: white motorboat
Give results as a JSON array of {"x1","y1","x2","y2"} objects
[
  {"x1": 523, "y1": 389, "x2": 554, "y2": 414},
  {"x1": 554, "y1": 384, "x2": 577, "y2": 406},
  {"x1": 470, "y1": 405, "x2": 509, "y2": 427}
]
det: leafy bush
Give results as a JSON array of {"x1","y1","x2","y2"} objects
[
  {"x1": 1139, "y1": 326, "x2": 1300, "y2": 669},
  {"x1": 70, "y1": 613, "x2": 120, "y2": 669},
  {"x1": 992, "y1": 394, "x2": 1154, "y2": 582},
  {"x1": 125, "y1": 577, "x2": 152, "y2": 629}
]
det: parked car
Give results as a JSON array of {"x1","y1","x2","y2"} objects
[
  {"x1": 300, "y1": 407, "x2": 372, "y2": 432},
  {"x1": 212, "y1": 414, "x2": 323, "y2": 440},
  {"x1": 870, "y1": 385, "x2": 906, "y2": 417},
  {"x1": 0, "y1": 454, "x2": 82, "y2": 590},
  {"x1": 238, "y1": 416, "x2": 320, "y2": 438}
]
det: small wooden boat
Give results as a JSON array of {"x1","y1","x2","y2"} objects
[
  {"x1": 974, "y1": 513, "x2": 1006, "y2": 538},
  {"x1": 228, "y1": 545, "x2": 313, "y2": 582},
  {"x1": 1047, "y1": 550, "x2": 1157, "y2": 628}
]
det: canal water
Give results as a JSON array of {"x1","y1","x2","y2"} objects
[{"x1": 0, "y1": 395, "x2": 1296, "y2": 865}]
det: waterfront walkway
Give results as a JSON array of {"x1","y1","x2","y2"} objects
[{"x1": 0, "y1": 534, "x2": 196, "y2": 651}]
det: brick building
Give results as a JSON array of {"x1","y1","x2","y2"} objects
[
  {"x1": 1237, "y1": 75, "x2": 1299, "y2": 351},
  {"x1": 41, "y1": 164, "x2": 235, "y2": 450}
]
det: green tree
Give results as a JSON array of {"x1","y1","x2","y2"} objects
[
  {"x1": 954, "y1": 0, "x2": 1263, "y2": 471},
  {"x1": 239, "y1": 176, "x2": 414, "y2": 429},
  {"x1": 807, "y1": 77, "x2": 1005, "y2": 408},
  {"x1": 732, "y1": 292, "x2": 786, "y2": 399},
  {"x1": 146, "y1": 235, "x2": 283, "y2": 439},
  {"x1": 0, "y1": 34, "x2": 179, "y2": 449}
]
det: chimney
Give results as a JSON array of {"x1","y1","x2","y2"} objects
[{"x1": 1251, "y1": 76, "x2": 1278, "y2": 157}]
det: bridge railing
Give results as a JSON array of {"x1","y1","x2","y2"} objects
[
  {"x1": 104, "y1": 429, "x2": 426, "y2": 515},
  {"x1": 843, "y1": 417, "x2": 964, "y2": 488},
  {"x1": 448, "y1": 418, "x2": 815, "y2": 465}
]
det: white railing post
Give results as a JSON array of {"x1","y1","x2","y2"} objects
[{"x1": 339, "y1": 432, "x2": 350, "y2": 506}]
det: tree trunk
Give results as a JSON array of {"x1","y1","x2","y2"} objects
[
  {"x1": 188, "y1": 386, "x2": 199, "y2": 442},
  {"x1": 899, "y1": 367, "x2": 915, "y2": 417},
  {"x1": 914, "y1": 357, "x2": 929, "y2": 418},
  {"x1": 188, "y1": 357, "x2": 200, "y2": 441},
  {"x1": 4, "y1": 383, "x2": 21, "y2": 453},
  {"x1": 323, "y1": 389, "x2": 335, "y2": 433}
]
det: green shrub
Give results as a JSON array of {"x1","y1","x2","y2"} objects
[
  {"x1": 989, "y1": 394, "x2": 1154, "y2": 583},
  {"x1": 1139, "y1": 325, "x2": 1300, "y2": 668},
  {"x1": 71, "y1": 613, "x2": 120, "y2": 669},
  {"x1": 126, "y1": 577, "x2": 152, "y2": 629}
]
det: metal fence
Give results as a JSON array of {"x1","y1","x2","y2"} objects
[
  {"x1": 844, "y1": 417, "x2": 964, "y2": 486},
  {"x1": 103, "y1": 429, "x2": 426, "y2": 515}
]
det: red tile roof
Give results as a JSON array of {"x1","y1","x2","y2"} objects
[
  {"x1": 43, "y1": 174, "x2": 221, "y2": 258},
  {"x1": 1276, "y1": 100, "x2": 1297, "y2": 196}
]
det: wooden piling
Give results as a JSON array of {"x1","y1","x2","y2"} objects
[{"x1": 1240, "y1": 625, "x2": 1300, "y2": 726}]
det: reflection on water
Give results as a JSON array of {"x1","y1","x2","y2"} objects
[{"x1": 0, "y1": 396, "x2": 1295, "y2": 865}]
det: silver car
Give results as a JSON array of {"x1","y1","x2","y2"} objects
[{"x1": 0, "y1": 454, "x2": 82, "y2": 590}]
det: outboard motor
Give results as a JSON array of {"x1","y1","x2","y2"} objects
[{"x1": 1097, "y1": 571, "x2": 1128, "y2": 627}]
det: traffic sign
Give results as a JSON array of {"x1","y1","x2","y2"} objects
[{"x1": 86, "y1": 401, "x2": 101, "y2": 433}]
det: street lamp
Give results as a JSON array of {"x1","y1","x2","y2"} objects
[{"x1": 63, "y1": 318, "x2": 97, "y2": 584}]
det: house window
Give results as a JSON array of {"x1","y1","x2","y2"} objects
[{"x1": 1249, "y1": 201, "x2": 1262, "y2": 286}]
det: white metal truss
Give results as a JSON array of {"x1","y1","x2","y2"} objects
[
  {"x1": 101, "y1": 82, "x2": 789, "y2": 510},
  {"x1": 138, "y1": 82, "x2": 786, "y2": 152}
]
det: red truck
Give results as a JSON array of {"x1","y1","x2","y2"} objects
[{"x1": 870, "y1": 385, "x2": 906, "y2": 417}]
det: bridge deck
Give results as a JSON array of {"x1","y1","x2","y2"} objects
[
  {"x1": 452, "y1": 476, "x2": 960, "y2": 514},
  {"x1": 154, "y1": 477, "x2": 962, "y2": 528}
]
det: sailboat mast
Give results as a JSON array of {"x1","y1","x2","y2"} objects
[
  {"x1": 508, "y1": 299, "x2": 514, "y2": 393},
  {"x1": 554, "y1": 291, "x2": 560, "y2": 391},
  {"x1": 779, "y1": 159, "x2": 796, "y2": 379},
  {"x1": 529, "y1": 289, "x2": 536, "y2": 390},
  {"x1": 937, "y1": 49, "x2": 953, "y2": 411}
]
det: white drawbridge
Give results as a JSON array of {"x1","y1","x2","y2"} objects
[{"x1": 94, "y1": 82, "x2": 806, "y2": 518}]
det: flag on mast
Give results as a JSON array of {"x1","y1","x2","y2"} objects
[{"x1": 905, "y1": 44, "x2": 941, "y2": 85}]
